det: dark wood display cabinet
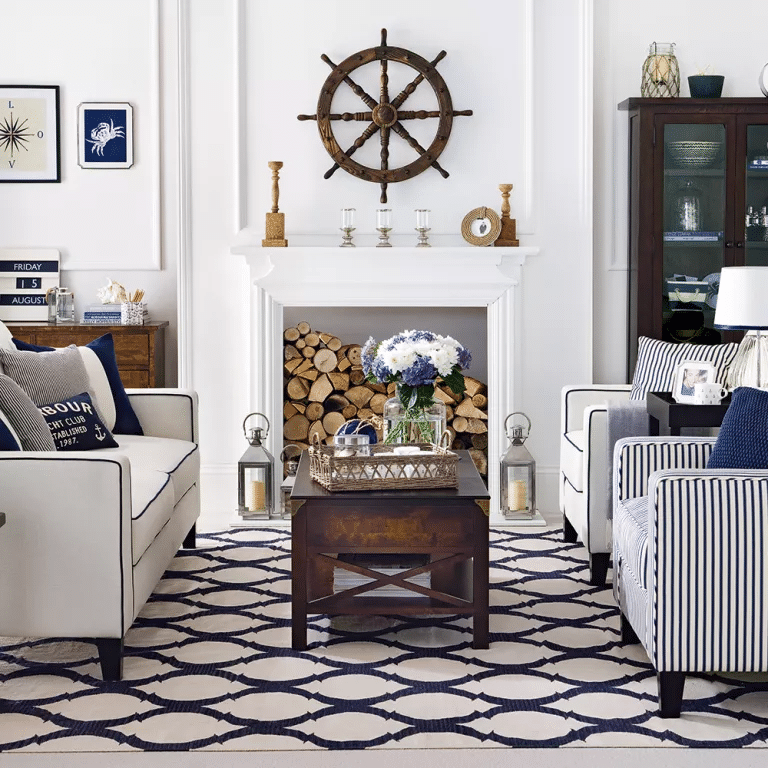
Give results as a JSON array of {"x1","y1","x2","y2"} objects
[{"x1": 618, "y1": 98, "x2": 768, "y2": 377}]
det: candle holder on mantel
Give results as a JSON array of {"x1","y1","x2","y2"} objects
[
  {"x1": 262, "y1": 161, "x2": 288, "y2": 247},
  {"x1": 340, "y1": 208, "x2": 356, "y2": 247},
  {"x1": 376, "y1": 208, "x2": 393, "y2": 247},
  {"x1": 494, "y1": 184, "x2": 519, "y2": 247},
  {"x1": 415, "y1": 209, "x2": 431, "y2": 247}
]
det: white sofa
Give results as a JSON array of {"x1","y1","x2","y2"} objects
[{"x1": 0, "y1": 388, "x2": 199, "y2": 680}]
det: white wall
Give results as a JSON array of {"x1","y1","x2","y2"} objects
[
  {"x1": 593, "y1": 0, "x2": 767, "y2": 383},
  {"x1": 2, "y1": 0, "x2": 595, "y2": 528},
  {"x1": 0, "y1": 0, "x2": 182, "y2": 383}
]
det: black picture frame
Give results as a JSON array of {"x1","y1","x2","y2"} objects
[{"x1": 0, "y1": 85, "x2": 60, "y2": 183}]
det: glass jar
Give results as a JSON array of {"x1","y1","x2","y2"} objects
[
  {"x1": 55, "y1": 287, "x2": 75, "y2": 323},
  {"x1": 383, "y1": 384, "x2": 447, "y2": 445},
  {"x1": 641, "y1": 42, "x2": 680, "y2": 98},
  {"x1": 671, "y1": 180, "x2": 702, "y2": 232}
]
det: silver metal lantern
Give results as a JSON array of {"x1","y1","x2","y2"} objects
[
  {"x1": 500, "y1": 412, "x2": 536, "y2": 520},
  {"x1": 237, "y1": 412, "x2": 274, "y2": 520}
]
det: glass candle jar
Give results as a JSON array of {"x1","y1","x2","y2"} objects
[
  {"x1": 641, "y1": 42, "x2": 680, "y2": 98},
  {"x1": 376, "y1": 208, "x2": 392, "y2": 229}
]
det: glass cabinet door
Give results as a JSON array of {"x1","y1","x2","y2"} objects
[
  {"x1": 745, "y1": 123, "x2": 768, "y2": 266},
  {"x1": 662, "y1": 123, "x2": 726, "y2": 344}
]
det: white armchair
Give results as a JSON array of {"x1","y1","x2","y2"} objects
[
  {"x1": 559, "y1": 385, "x2": 632, "y2": 586},
  {"x1": 613, "y1": 434, "x2": 768, "y2": 717}
]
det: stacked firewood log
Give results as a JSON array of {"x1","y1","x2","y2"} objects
[{"x1": 283, "y1": 322, "x2": 489, "y2": 476}]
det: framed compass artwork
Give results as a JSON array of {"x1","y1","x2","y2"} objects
[
  {"x1": 0, "y1": 85, "x2": 60, "y2": 182},
  {"x1": 77, "y1": 102, "x2": 133, "y2": 169}
]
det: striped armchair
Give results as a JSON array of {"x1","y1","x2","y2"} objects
[{"x1": 612, "y1": 435, "x2": 768, "y2": 717}]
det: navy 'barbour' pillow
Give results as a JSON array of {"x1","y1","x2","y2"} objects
[
  {"x1": 707, "y1": 387, "x2": 768, "y2": 469},
  {"x1": 13, "y1": 333, "x2": 143, "y2": 435},
  {"x1": 39, "y1": 392, "x2": 119, "y2": 451}
]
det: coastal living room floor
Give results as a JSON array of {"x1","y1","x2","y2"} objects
[{"x1": 1, "y1": 527, "x2": 767, "y2": 765}]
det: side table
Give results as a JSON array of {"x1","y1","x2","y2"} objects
[{"x1": 646, "y1": 391, "x2": 731, "y2": 436}]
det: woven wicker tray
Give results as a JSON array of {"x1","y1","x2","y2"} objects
[{"x1": 309, "y1": 441, "x2": 459, "y2": 492}]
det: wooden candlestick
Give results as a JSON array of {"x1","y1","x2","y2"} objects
[
  {"x1": 494, "y1": 183, "x2": 519, "y2": 247},
  {"x1": 263, "y1": 161, "x2": 288, "y2": 247}
]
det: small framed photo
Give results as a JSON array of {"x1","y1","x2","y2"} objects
[
  {"x1": 461, "y1": 206, "x2": 501, "y2": 246},
  {"x1": 78, "y1": 102, "x2": 133, "y2": 169},
  {"x1": 672, "y1": 360, "x2": 716, "y2": 403},
  {"x1": 0, "y1": 85, "x2": 60, "y2": 182}
]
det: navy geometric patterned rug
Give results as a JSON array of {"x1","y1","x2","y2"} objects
[{"x1": 1, "y1": 527, "x2": 768, "y2": 752}]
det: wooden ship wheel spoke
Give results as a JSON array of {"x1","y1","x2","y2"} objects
[{"x1": 298, "y1": 29, "x2": 473, "y2": 203}]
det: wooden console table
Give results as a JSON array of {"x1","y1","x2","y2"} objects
[
  {"x1": 290, "y1": 450, "x2": 491, "y2": 650},
  {"x1": 5, "y1": 321, "x2": 168, "y2": 388}
]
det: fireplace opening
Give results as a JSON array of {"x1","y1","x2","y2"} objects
[{"x1": 281, "y1": 305, "x2": 489, "y2": 480}]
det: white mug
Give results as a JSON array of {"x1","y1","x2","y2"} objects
[{"x1": 693, "y1": 382, "x2": 727, "y2": 405}]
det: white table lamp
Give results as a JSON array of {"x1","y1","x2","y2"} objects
[{"x1": 714, "y1": 266, "x2": 768, "y2": 389}]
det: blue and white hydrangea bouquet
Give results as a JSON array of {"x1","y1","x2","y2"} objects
[{"x1": 362, "y1": 329, "x2": 472, "y2": 415}]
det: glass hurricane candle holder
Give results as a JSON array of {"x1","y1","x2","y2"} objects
[
  {"x1": 376, "y1": 208, "x2": 393, "y2": 247},
  {"x1": 640, "y1": 42, "x2": 680, "y2": 98},
  {"x1": 340, "y1": 208, "x2": 356, "y2": 247},
  {"x1": 415, "y1": 209, "x2": 431, "y2": 247}
]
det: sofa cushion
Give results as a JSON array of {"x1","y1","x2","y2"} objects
[
  {"x1": 0, "y1": 345, "x2": 97, "y2": 409},
  {"x1": 99, "y1": 434, "x2": 199, "y2": 504},
  {"x1": 707, "y1": 386, "x2": 768, "y2": 469},
  {"x1": 0, "y1": 410, "x2": 21, "y2": 451},
  {"x1": 13, "y1": 334, "x2": 143, "y2": 435},
  {"x1": 39, "y1": 392, "x2": 119, "y2": 451},
  {"x1": 0, "y1": 374, "x2": 56, "y2": 450},
  {"x1": 0, "y1": 320, "x2": 14, "y2": 351},
  {"x1": 130, "y1": 470, "x2": 175, "y2": 565},
  {"x1": 614, "y1": 495, "x2": 649, "y2": 589},
  {"x1": 629, "y1": 336, "x2": 738, "y2": 400},
  {"x1": 560, "y1": 429, "x2": 584, "y2": 492}
]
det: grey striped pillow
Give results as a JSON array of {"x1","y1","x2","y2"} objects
[
  {"x1": 0, "y1": 374, "x2": 55, "y2": 451},
  {"x1": 630, "y1": 337, "x2": 739, "y2": 400},
  {"x1": 0, "y1": 346, "x2": 93, "y2": 407}
]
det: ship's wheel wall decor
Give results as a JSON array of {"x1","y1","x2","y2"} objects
[{"x1": 298, "y1": 28, "x2": 473, "y2": 203}]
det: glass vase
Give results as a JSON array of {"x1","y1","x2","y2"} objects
[{"x1": 383, "y1": 384, "x2": 447, "y2": 445}]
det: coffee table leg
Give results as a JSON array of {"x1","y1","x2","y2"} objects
[
  {"x1": 291, "y1": 502, "x2": 308, "y2": 650},
  {"x1": 472, "y1": 505, "x2": 490, "y2": 649}
]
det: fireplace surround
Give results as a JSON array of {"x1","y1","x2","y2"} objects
[{"x1": 233, "y1": 235, "x2": 538, "y2": 525}]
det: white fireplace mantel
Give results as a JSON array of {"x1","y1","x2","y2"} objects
[
  {"x1": 232, "y1": 232, "x2": 538, "y2": 306},
  {"x1": 233, "y1": 232, "x2": 539, "y2": 525}
]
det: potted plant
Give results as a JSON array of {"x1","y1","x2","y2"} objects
[{"x1": 688, "y1": 66, "x2": 725, "y2": 98}]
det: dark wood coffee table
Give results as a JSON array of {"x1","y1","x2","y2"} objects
[{"x1": 290, "y1": 449, "x2": 490, "y2": 650}]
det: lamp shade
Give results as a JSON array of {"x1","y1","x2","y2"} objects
[{"x1": 714, "y1": 267, "x2": 768, "y2": 330}]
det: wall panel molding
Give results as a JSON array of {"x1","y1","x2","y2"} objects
[
  {"x1": 176, "y1": 0, "x2": 193, "y2": 387},
  {"x1": 66, "y1": 0, "x2": 162, "y2": 271}
]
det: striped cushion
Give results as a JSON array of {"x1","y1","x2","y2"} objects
[
  {"x1": 0, "y1": 346, "x2": 93, "y2": 408},
  {"x1": 630, "y1": 336, "x2": 738, "y2": 400},
  {"x1": 614, "y1": 495, "x2": 648, "y2": 589},
  {"x1": 0, "y1": 374, "x2": 55, "y2": 451}
]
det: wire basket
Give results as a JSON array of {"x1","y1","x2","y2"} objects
[{"x1": 309, "y1": 436, "x2": 459, "y2": 492}]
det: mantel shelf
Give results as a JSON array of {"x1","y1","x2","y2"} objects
[{"x1": 232, "y1": 231, "x2": 539, "y2": 307}]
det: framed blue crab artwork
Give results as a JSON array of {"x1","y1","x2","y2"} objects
[{"x1": 77, "y1": 102, "x2": 133, "y2": 169}]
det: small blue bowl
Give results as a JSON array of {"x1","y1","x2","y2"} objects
[{"x1": 688, "y1": 75, "x2": 724, "y2": 98}]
